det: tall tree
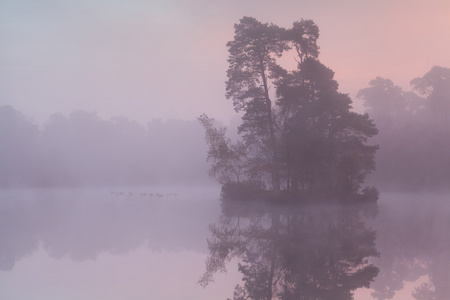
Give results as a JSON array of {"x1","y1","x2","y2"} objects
[
  {"x1": 277, "y1": 58, "x2": 378, "y2": 193},
  {"x1": 225, "y1": 17, "x2": 321, "y2": 191},
  {"x1": 201, "y1": 17, "x2": 377, "y2": 196},
  {"x1": 226, "y1": 16, "x2": 289, "y2": 190}
]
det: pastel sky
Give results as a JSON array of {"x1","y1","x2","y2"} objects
[{"x1": 1, "y1": 0, "x2": 449, "y2": 125}]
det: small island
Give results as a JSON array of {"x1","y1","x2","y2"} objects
[{"x1": 199, "y1": 17, "x2": 378, "y2": 203}]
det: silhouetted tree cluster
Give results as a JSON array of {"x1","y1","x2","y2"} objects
[
  {"x1": 0, "y1": 106, "x2": 210, "y2": 187},
  {"x1": 200, "y1": 200, "x2": 380, "y2": 300},
  {"x1": 200, "y1": 17, "x2": 378, "y2": 197},
  {"x1": 357, "y1": 66, "x2": 450, "y2": 191}
]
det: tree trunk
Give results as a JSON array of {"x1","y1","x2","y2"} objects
[{"x1": 259, "y1": 55, "x2": 280, "y2": 191}]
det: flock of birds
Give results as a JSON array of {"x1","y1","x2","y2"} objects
[{"x1": 110, "y1": 191, "x2": 177, "y2": 198}]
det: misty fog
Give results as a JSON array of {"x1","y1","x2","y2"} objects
[
  {"x1": 1, "y1": 55, "x2": 450, "y2": 300},
  {"x1": 358, "y1": 66, "x2": 450, "y2": 191},
  {"x1": 1, "y1": 0, "x2": 450, "y2": 299},
  {"x1": 0, "y1": 105, "x2": 212, "y2": 187},
  {"x1": 2, "y1": 69, "x2": 449, "y2": 192},
  {"x1": 1, "y1": 189, "x2": 449, "y2": 299}
]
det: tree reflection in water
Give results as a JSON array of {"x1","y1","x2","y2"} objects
[
  {"x1": 200, "y1": 199, "x2": 380, "y2": 300},
  {"x1": 369, "y1": 197, "x2": 450, "y2": 300}
]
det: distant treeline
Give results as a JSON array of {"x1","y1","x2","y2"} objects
[
  {"x1": 0, "y1": 106, "x2": 211, "y2": 187},
  {"x1": 358, "y1": 66, "x2": 450, "y2": 191},
  {"x1": 2, "y1": 61, "x2": 449, "y2": 192}
]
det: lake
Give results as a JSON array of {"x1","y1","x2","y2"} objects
[{"x1": 0, "y1": 187, "x2": 449, "y2": 300}]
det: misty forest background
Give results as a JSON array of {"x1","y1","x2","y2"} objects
[
  {"x1": 1, "y1": 69, "x2": 449, "y2": 191},
  {"x1": 0, "y1": 107, "x2": 211, "y2": 187}
]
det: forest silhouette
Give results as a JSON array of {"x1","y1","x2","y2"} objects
[
  {"x1": 199, "y1": 17, "x2": 378, "y2": 199},
  {"x1": 199, "y1": 17, "x2": 450, "y2": 197},
  {"x1": 1, "y1": 18, "x2": 449, "y2": 193},
  {"x1": 1, "y1": 14, "x2": 449, "y2": 300},
  {"x1": 358, "y1": 66, "x2": 450, "y2": 191},
  {"x1": 0, "y1": 106, "x2": 210, "y2": 187}
]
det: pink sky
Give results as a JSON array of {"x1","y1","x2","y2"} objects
[{"x1": 1, "y1": 0, "x2": 449, "y2": 125}]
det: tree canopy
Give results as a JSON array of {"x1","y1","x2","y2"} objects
[
  {"x1": 200, "y1": 17, "x2": 378, "y2": 198},
  {"x1": 357, "y1": 66, "x2": 450, "y2": 191}
]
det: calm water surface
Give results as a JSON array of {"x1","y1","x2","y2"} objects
[{"x1": 0, "y1": 187, "x2": 448, "y2": 299}]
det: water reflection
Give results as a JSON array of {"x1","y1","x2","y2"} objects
[
  {"x1": 370, "y1": 196, "x2": 450, "y2": 300},
  {"x1": 1, "y1": 190, "x2": 449, "y2": 299},
  {"x1": 0, "y1": 188, "x2": 219, "y2": 271},
  {"x1": 200, "y1": 199, "x2": 380, "y2": 299}
]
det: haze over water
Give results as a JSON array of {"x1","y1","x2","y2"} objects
[
  {"x1": 0, "y1": 188, "x2": 448, "y2": 299},
  {"x1": 1, "y1": 1, "x2": 450, "y2": 299}
]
